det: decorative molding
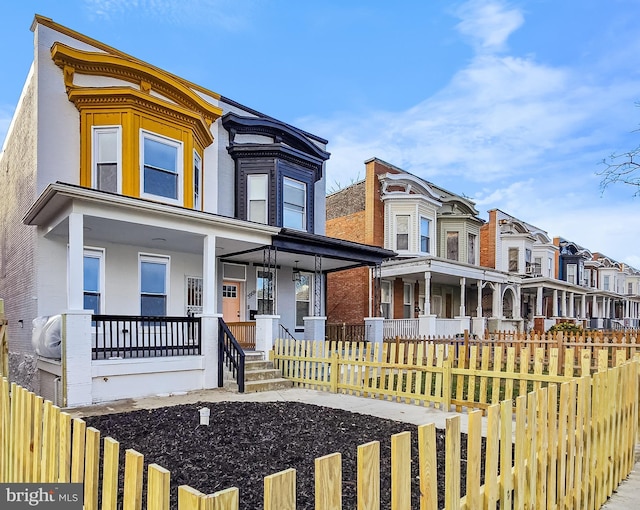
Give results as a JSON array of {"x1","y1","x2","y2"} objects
[
  {"x1": 51, "y1": 43, "x2": 222, "y2": 125},
  {"x1": 68, "y1": 87, "x2": 214, "y2": 148}
]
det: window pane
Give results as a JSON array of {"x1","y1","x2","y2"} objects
[
  {"x1": 250, "y1": 200, "x2": 267, "y2": 224},
  {"x1": 97, "y1": 163, "x2": 118, "y2": 192},
  {"x1": 447, "y1": 232, "x2": 459, "y2": 261},
  {"x1": 508, "y1": 248, "x2": 519, "y2": 272},
  {"x1": 141, "y1": 295, "x2": 166, "y2": 316},
  {"x1": 284, "y1": 207, "x2": 304, "y2": 230},
  {"x1": 144, "y1": 137, "x2": 177, "y2": 172},
  {"x1": 84, "y1": 294, "x2": 100, "y2": 315},
  {"x1": 96, "y1": 130, "x2": 117, "y2": 162},
  {"x1": 284, "y1": 181, "x2": 305, "y2": 207},
  {"x1": 141, "y1": 261, "x2": 166, "y2": 293},
  {"x1": 84, "y1": 256, "x2": 100, "y2": 292},
  {"x1": 248, "y1": 174, "x2": 268, "y2": 199},
  {"x1": 295, "y1": 274, "x2": 310, "y2": 301},
  {"x1": 144, "y1": 167, "x2": 178, "y2": 199},
  {"x1": 468, "y1": 234, "x2": 476, "y2": 264},
  {"x1": 296, "y1": 302, "x2": 309, "y2": 327}
]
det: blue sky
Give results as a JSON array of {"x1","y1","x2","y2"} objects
[{"x1": 1, "y1": 0, "x2": 640, "y2": 266}]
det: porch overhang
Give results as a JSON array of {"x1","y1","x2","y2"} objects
[{"x1": 221, "y1": 228, "x2": 396, "y2": 274}]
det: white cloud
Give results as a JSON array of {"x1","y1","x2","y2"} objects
[
  {"x1": 83, "y1": 0, "x2": 252, "y2": 30},
  {"x1": 295, "y1": 0, "x2": 640, "y2": 264},
  {"x1": 454, "y1": 0, "x2": 524, "y2": 53}
]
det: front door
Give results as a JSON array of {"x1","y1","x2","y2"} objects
[{"x1": 222, "y1": 281, "x2": 241, "y2": 322}]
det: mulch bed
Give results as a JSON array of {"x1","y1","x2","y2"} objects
[{"x1": 85, "y1": 401, "x2": 475, "y2": 509}]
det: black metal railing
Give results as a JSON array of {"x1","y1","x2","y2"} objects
[
  {"x1": 92, "y1": 315, "x2": 201, "y2": 360},
  {"x1": 218, "y1": 318, "x2": 245, "y2": 393},
  {"x1": 279, "y1": 324, "x2": 298, "y2": 342}
]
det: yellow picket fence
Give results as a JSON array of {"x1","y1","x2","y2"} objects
[
  {"x1": 1, "y1": 360, "x2": 638, "y2": 509},
  {"x1": 272, "y1": 339, "x2": 598, "y2": 411},
  {"x1": 386, "y1": 331, "x2": 640, "y2": 372}
]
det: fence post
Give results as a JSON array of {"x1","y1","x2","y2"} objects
[
  {"x1": 330, "y1": 351, "x2": 339, "y2": 394},
  {"x1": 62, "y1": 312, "x2": 93, "y2": 408},
  {"x1": 443, "y1": 359, "x2": 452, "y2": 411}
]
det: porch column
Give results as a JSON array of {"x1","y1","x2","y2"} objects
[
  {"x1": 561, "y1": 290, "x2": 567, "y2": 317},
  {"x1": 202, "y1": 235, "x2": 217, "y2": 315},
  {"x1": 364, "y1": 317, "x2": 384, "y2": 361},
  {"x1": 552, "y1": 289, "x2": 559, "y2": 317},
  {"x1": 68, "y1": 212, "x2": 84, "y2": 311},
  {"x1": 63, "y1": 311, "x2": 93, "y2": 407},
  {"x1": 423, "y1": 272, "x2": 431, "y2": 315},
  {"x1": 459, "y1": 277, "x2": 466, "y2": 317},
  {"x1": 536, "y1": 287, "x2": 543, "y2": 316},
  {"x1": 476, "y1": 281, "x2": 483, "y2": 318},
  {"x1": 493, "y1": 285, "x2": 501, "y2": 318},
  {"x1": 580, "y1": 295, "x2": 586, "y2": 318},
  {"x1": 304, "y1": 316, "x2": 326, "y2": 341},
  {"x1": 592, "y1": 295, "x2": 597, "y2": 318},
  {"x1": 568, "y1": 292, "x2": 574, "y2": 317},
  {"x1": 625, "y1": 299, "x2": 629, "y2": 318}
]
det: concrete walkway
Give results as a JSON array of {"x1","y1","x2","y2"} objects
[{"x1": 72, "y1": 387, "x2": 638, "y2": 509}]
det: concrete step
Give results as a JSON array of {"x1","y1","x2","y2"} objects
[
  {"x1": 245, "y1": 360, "x2": 274, "y2": 371},
  {"x1": 244, "y1": 378, "x2": 293, "y2": 393},
  {"x1": 245, "y1": 368, "x2": 284, "y2": 382}
]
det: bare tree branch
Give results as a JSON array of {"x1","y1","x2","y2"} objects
[{"x1": 598, "y1": 145, "x2": 640, "y2": 196}]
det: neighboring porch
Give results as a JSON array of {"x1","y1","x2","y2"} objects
[{"x1": 379, "y1": 256, "x2": 522, "y2": 337}]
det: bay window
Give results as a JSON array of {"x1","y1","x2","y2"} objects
[
  {"x1": 283, "y1": 177, "x2": 306, "y2": 230},
  {"x1": 193, "y1": 151, "x2": 202, "y2": 210},
  {"x1": 396, "y1": 216, "x2": 409, "y2": 250},
  {"x1": 93, "y1": 126, "x2": 121, "y2": 193},
  {"x1": 248, "y1": 174, "x2": 268, "y2": 224},
  {"x1": 141, "y1": 131, "x2": 182, "y2": 203},
  {"x1": 446, "y1": 232, "x2": 459, "y2": 261},
  {"x1": 468, "y1": 233, "x2": 476, "y2": 265},
  {"x1": 420, "y1": 217, "x2": 430, "y2": 253}
]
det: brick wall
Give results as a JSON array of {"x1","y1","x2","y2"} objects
[
  {"x1": 326, "y1": 266, "x2": 371, "y2": 324},
  {"x1": 326, "y1": 181, "x2": 365, "y2": 221},
  {"x1": 0, "y1": 78, "x2": 40, "y2": 391},
  {"x1": 480, "y1": 209, "x2": 497, "y2": 268}
]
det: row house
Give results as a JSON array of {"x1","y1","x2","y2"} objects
[
  {"x1": 556, "y1": 243, "x2": 640, "y2": 329},
  {"x1": 326, "y1": 158, "x2": 521, "y2": 338},
  {"x1": 0, "y1": 16, "x2": 392, "y2": 406},
  {"x1": 328, "y1": 162, "x2": 640, "y2": 337}
]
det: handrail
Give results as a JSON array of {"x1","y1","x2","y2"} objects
[
  {"x1": 279, "y1": 324, "x2": 297, "y2": 342},
  {"x1": 218, "y1": 318, "x2": 245, "y2": 393}
]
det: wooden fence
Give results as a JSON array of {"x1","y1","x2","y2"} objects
[
  {"x1": 326, "y1": 323, "x2": 368, "y2": 342},
  {"x1": 272, "y1": 339, "x2": 624, "y2": 411},
  {"x1": 385, "y1": 331, "x2": 640, "y2": 372},
  {"x1": 1, "y1": 358, "x2": 638, "y2": 509}
]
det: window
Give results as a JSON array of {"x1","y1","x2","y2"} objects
[
  {"x1": 584, "y1": 269, "x2": 591, "y2": 287},
  {"x1": 83, "y1": 248, "x2": 104, "y2": 314},
  {"x1": 533, "y1": 257, "x2": 542, "y2": 276},
  {"x1": 193, "y1": 151, "x2": 202, "y2": 210},
  {"x1": 420, "y1": 218, "x2": 431, "y2": 253},
  {"x1": 283, "y1": 177, "x2": 306, "y2": 230},
  {"x1": 248, "y1": 174, "x2": 268, "y2": 224},
  {"x1": 140, "y1": 255, "x2": 169, "y2": 316},
  {"x1": 446, "y1": 232, "x2": 459, "y2": 261},
  {"x1": 603, "y1": 275, "x2": 610, "y2": 291},
  {"x1": 547, "y1": 257, "x2": 552, "y2": 277},
  {"x1": 295, "y1": 273, "x2": 312, "y2": 327},
  {"x1": 403, "y1": 283, "x2": 412, "y2": 318},
  {"x1": 508, "y1": 248, "x2": 519, "y2": 272},
  {"x1": 396, "y1": 215, "x2": 409, "y2": 250},
  {"x1": 381, "y1": 280, "x2": 391, "y2": 318},
  {"x1": 186, "y1": 276, "x2": 203, "y2": 316},
  {"x1": 222, "y1": 285, "x2": 237, "y2": 298},
  {"x1": 525, "y1": 249, "x2": 532, "y2": 273},
  {"x1": 257, "y1": 269, "x2": 275, "y2": 314},
  {"x1": 92, "y1": 126, "x2": 121, "y2": 193},
  {"x1": 141, "y1": 131, "x2": 182, "y2": 203},
  {"x1": 629, "y1": 282, "x2": 633, "y2": 295},
  {"x1": 567, "y1": 264, "x2": 577, "y2": 284},
  {"x1": 468, "y1": 233, "x2": 476, "y2": 265}
]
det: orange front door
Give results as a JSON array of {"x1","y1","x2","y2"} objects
[{"x1": 222, "y1": 281, "x2": 241, "y2": 322}]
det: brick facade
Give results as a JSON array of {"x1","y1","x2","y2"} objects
[
  {"x1": 480, "y1": 209, "x2": 497, "y2": 268},
  {"x1": 326, "y1": 158, "x2": 405, "y2": 323}
]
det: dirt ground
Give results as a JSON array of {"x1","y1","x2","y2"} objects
[{"x1": 85, "y1": 401, "x2": 473, "y2": 509}]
